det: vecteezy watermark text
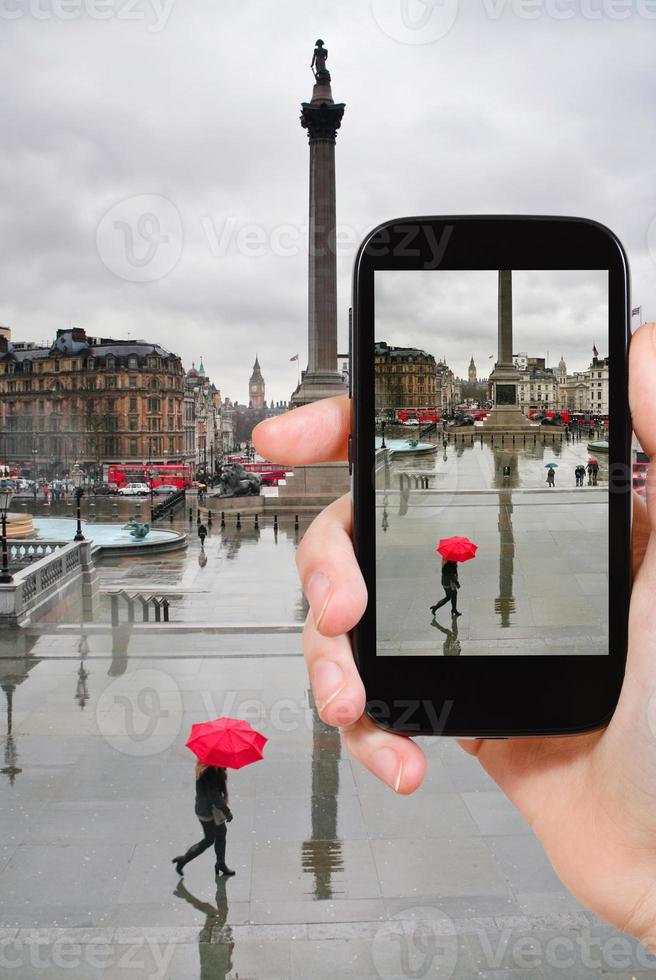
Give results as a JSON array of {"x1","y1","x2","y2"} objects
[
  {"x1": 0, "y1": 0, "x2": 175, "y2": 32},
  {"x1": 0, "y1": 936, "x2": 176, "y2": 978}
]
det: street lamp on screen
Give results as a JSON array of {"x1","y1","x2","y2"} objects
[
  {"x1": 72, "y1": 464, "x2": 85, "y2": 542},
  {"x1": 0, "y1": 488, "x2": 14, "y2": 584}
]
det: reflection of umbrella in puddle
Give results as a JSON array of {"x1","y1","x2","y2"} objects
[{"x1": 436, "y1": 536, "x2": 478, "y2": 563}]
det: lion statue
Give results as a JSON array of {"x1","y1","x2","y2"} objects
[{"x1": 217, "y1": 464, "x2": 261, "y2": 497}]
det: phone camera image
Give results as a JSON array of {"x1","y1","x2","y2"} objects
[{"x1": 374, "y1": 269, "x2": 609, "y2": 658}]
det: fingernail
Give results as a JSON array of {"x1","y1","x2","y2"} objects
[
  {"x1": 305, "y1": 572, "x2": 331, "y2": 629},
  {"x1": 312, "y1": 660, "x2": 345, "y2": 711},
  {"x1": 371, "y1": 747, "x2": 403, "y2": 793}
]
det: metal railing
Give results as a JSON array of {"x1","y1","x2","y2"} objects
[{"x1": 151, "y1": 488, "x2": 185, "y2": 522}]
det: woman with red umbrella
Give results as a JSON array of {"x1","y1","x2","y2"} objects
[
  {"x1": 430, "y1": 536, "x2": 477, "y2": 619},
  {"x1": 172, "y1": 762, "x2": 235, "y2": 878},
  {"x1": 172, "y1": 717, "x2": 267, "y2": 880}
]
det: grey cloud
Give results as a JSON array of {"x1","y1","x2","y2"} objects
[{"x1": 0, "y1": 3, "x2": 653, "y2": 404}]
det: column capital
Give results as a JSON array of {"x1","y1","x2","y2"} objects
[{"x1": 301, "y1": 101, "x2": 345, "y2": 143}]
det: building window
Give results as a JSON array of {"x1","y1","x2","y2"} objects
[
  {"x1": 129, "y1": 439, "x2": 138, "y2": 455},
  {"x1": 54, "y1": 360, "x2": 60, "y2": 372},
  {"x1": 106, "y1": 376, "x2": 116, "y2": 389},
  {"x1": 129, "y1": 397, "x2": 138, "y2": 411},
  {"x1": 128, "y1": 355, "x2": 138, "y2": 370},
  {"x1": 129, "y1": 417, "x2": 138, "y2": 431},
  {"x1": 129, "y1": 376, "x2": 137, "y2": 388}
]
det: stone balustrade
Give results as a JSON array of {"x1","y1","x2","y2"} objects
[
  {"x1": 8, "y1": 540, "x2": 67, "y2": 569},
  {"x1": 0, "y1": 540, "x2": 98, "y2": 628}
]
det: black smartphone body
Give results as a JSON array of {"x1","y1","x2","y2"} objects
[{"x1": 351, "y1": 216, "x2": 631, "y2": 737}]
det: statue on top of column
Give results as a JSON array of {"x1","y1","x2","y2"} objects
[{"x1": 311, "y1": 39, "x2": 330, "y2": 81}]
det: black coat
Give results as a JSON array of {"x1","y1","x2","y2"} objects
[
  {"x1": 195, "y1": 766, "x2": 229, "y2": 819},
  {"x1": 441, "y1": 561, "x2": 459, "y2": 591}
]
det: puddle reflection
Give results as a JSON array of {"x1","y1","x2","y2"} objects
[
  {"x1": 302, "y1": 696, "x2": 344, "y2": 899},
  {"x1": 174, "y1": 877, "x2": 234, "y2": 979}
]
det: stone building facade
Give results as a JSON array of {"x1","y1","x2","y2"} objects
[
  {"x1": 513, "y1": 356, "x2": 560, "y2": 414},
  {"x1": 184, "y1": 359, "x2": 235, "y2": 477},
  {"x1": 0, "y1": 327, "x2": 184, "y2": 478},
  {"x1": 374, "y1": 342, "x2": 438, "y2": 412},
  {"x1": 511, "y1": 352, "x2": 609, "y2": 415}
]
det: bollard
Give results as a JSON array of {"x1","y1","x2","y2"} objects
[
  {"x1": 189, "y1": 507, "x2": 193, "y2": 521},
  {"x1": 236, "y1": 511, "x2": 241, "y2": 529},
  {"x1": 273, "y1": 514, "x2": 278, "y2": 530},
  {"x1": 254, "y1": 514, "x2": 259, "y2": 529},
  {"x1": 221, "y1": 511, "x2": 225, "y2": 528},
  {"x1": 294, "y1": 514, "x2": 299, "y2": 529},
  {"x1": 207, "y1": 510, "x2": 212, "y2": 525},
  {"x1": 169, "y1": 510, "x2": 174, "y2": 523},
  {"x1": 196, "y1": 511, "x2": 201, "y2": 525}
]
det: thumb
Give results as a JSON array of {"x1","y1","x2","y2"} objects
[
  {"x1": 629, "y1": 323, "x2": 656, "y2": 455},
  {"x1": 629, "y1": 323, "x2": 656, "y2": 529}
]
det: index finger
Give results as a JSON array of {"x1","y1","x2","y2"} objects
[{"x1": 252, "y1": 394, "x2": 350, "y2": 465}]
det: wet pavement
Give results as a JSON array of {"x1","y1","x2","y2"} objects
[
  {"x1": 377, "y1": 439, "x2": 609, "y2": 657},
  {"x1": 0, "y1": 503, "x2": 650, "y2": 978}
]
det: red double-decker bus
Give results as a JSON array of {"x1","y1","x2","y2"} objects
[
  {"x1": 104, "y1": 463, "x2": 192, "y2": 489},
  {"x1": 395, "y1": 409, "x2": 442, "y2": 424}
]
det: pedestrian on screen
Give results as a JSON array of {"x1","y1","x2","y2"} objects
[
  {"x1": 172, "y1": 763, "x2": 235, "y2": 878},
  {"x1": 546, "y1": 468, "x2": 555, "y2": 488},
  {"x1": 430, "y1": 558, "x2": 461, "y2": 617}
]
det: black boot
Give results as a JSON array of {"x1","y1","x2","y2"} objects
[
  {"x1": 215, "y1": 863, "x2": 236, "y2": 877},
  {"x1": 172, "y1": 856, "x2": 186, "y2": 876}
]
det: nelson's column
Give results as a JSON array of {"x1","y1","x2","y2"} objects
[{"x1": 291, "y1": 39, "x2": 348, "y2": 406}]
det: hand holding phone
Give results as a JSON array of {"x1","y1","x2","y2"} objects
[{"x1": 253, "y1": 325, "x2": 656, "y2": 950}]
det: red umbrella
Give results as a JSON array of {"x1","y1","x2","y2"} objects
[
  {"x1": 436, "y1": 536, "x2": 478, "y2": 563},
  {"x1": 186, "y1": 717, "x2": 268, "y2": 769},
  {"x1": 587, "y1": 457, "x2": 598, "y2": 465}
]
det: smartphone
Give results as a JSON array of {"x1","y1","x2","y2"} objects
[{"x1": 350, "y1": 216, "x2": 631, "y2": 737}]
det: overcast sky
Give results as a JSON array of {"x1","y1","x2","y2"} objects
[
  {"x1": 1, "y1": 1, "x2": 654, "y2": 404},
  {"x1": 376, "y1": 269, "x2": 608, "y2": 376}
]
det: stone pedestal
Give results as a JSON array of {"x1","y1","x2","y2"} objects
[{"x1": 276, "y1": 462, "x2": 350, "y2": 505}]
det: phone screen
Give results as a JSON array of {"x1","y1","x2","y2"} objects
[{"x1": 374, "y1": 269, "x2": 609, "y2": 658}]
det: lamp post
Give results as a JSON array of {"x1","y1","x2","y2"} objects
[
  {"x1": 381, "y1": 419, "x2": 387, "y2": 450},
  {"x1": 0, "y1": 488, "x2": 14, "y2": 584},
  {"x1": 73, "y1": 464, "x2": 85, "y2": 542}
]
